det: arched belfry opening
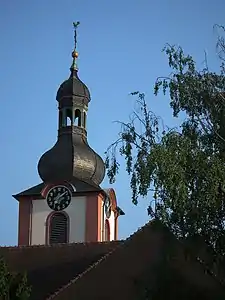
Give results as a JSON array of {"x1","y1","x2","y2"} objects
[
  {"x1": 66, "y1": 109, "x2": 72, "y2": 126},
  {"x1": 74, "y1": 109, "x2": 82, "y2": 126},
  {"x1": 48, "y1": 212, "x2": 69, "y2": 244}
]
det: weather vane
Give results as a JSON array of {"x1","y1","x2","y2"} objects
[
  {"x1": 71, "y1": 21, "x2": 80, "y2": 70},
  {"x1": 73, "y1": 21, "x2": 80, "y2": 51}
]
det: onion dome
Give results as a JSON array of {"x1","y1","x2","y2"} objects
[{"x1": 37, "y1": 134, "x2": 106, "y2": 186}]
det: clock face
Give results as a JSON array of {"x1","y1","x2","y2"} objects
[
  {"x1": 104, "y1": 197, "x2": 111, "y2": 219},
  {"x1": 46, "y1": 185, "x2": 72, "y2": 211}
]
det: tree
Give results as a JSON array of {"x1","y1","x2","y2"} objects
[
  {"x1": 105, "y1": 26, "x2": 225, "y2": 278},
  {"x1": 0, "y1": 257, "x2": 31, "y2": 300}
]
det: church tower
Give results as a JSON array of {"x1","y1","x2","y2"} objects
[{"x1": 13, "y1": 23, "x2": 124, "y2": 246}]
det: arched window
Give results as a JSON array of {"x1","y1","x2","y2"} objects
[
  {"x1": 104, "y1": 220, "x2": 110, "y2": 242},
  {"x1": 74, "y1": 109, "x2": 81, "y2": 127},
  {"x1": 48, "y1": 212, "x2": 69, "y2": 244},
  {"x1": 66, "y1": 109, "x2": 72, "y2": 126}
]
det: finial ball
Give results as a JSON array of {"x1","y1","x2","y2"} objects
[{"x1": 72, "y1": 51, "x2": 79, "y2": 58}]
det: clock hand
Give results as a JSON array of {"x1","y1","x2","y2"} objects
[
  {"x1": 61, "y1": 191, "x2": 67, "y2": 198},
  {"x1": 54, "y1": 194, "x2": 62, "y2": 203},
  {"x1": 57, "y1": 191, "x2": 68, "y2": 203}
]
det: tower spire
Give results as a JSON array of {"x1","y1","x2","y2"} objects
[
  {"x1": 71, "y1": 21, "x2": 80, "y2": 71},
  {"x1": 38, "y1": 22, "x2": 105, "y2": 187}
]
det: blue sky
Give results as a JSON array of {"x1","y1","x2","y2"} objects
[{"x1": 0, "y1": 0, "x2": 224, "y2": 245}]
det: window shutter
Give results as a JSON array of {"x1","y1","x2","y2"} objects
[{"x1": 49, "y1": 213, "x2": 68, "y2": 244}]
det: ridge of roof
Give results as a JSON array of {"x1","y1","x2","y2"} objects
[
  {"x1": 46, "y1": 219, "x2": 158, "y2": 299},
  {"x1": 0, "y1": 240, "x2": 122, "y2": 250}
]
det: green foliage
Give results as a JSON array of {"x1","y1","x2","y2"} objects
[
  {"x1": 0, "y1": 257, "x2": 31, "y2": 300},
  {"x1": 105, "y1": 26, "x2": 225, "y2": 267}
]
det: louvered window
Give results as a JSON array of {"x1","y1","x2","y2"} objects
[{"x1": 49, "y1": 212, "x2": 68, "y2": 244}]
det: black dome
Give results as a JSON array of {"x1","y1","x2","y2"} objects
[
  {"x1": 56, "y1": 69, "x2": 91, "y2": 103},
  {"x1": 37, "y1": 128, "x2": 105, "y2": 186}
]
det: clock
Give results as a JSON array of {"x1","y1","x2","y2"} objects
[
  {"x1": 104, "y1": 196, "x2": 111, "y2": 219},
  {"x1": 46, "y1": 185, "x2": 72, "y2": 211}
]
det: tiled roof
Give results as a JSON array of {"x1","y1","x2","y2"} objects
[
  {"x1": 0, "y1": 241, "x2": 122, "y2": 300},
  {"x1": 1, "y1": 220, "x2": 225, "y2": 299}
]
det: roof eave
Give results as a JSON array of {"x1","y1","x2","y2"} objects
[
  {"x1": 116, "y1": 206, "x2": 125, "y2": 216},
  {"x1": 12, "y1": 194, "x2": 19, "y2": 201}
]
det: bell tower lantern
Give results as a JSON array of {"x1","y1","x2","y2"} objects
[{"x1": 13, "y1": 22, "x2": 124, "y2": 246}]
